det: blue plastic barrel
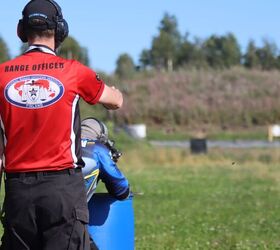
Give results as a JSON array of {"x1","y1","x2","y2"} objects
[{"x1": 88, "y1": 193, "x2": 134, "y2": 250}]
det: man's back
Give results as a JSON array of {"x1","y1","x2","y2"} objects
[
  {"x1": 0, "y1": 1, "x2": 123, "y2": 249},
  {"x1": 0, "y1": 48, "x2": 104, "y2": 172}
]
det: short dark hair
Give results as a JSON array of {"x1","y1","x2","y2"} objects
[{"x1": 25, "y1": 19, "x2": 55, "y2": 40}]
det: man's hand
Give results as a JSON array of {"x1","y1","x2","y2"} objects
[{"x1": 99, "y1": 85, "x2": 123, "y2": 110}]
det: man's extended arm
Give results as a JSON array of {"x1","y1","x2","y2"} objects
[
  {"x1": 96, "y1": 144, "x2": 130, "y2": 200},
  {"x1": 98, "y1": 85, "x2": 123, "y2": 110}
]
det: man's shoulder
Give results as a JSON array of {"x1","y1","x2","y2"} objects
[
  {"x1": 63, "y1": 58, "x2": 86, "y2": 68},
  {"x1": 0, "y1": 56, "x2": 24, "y2": 74},
  {"x1": 82, "y1": 140, "x2": 108, "y2": 151},
  {"x1": 0, "y1": 56, "x2": 21, "y2": 68}
]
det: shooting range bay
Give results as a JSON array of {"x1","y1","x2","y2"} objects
[{"x1": 91, "y1": 140, "x2": 280, "y2": 249}]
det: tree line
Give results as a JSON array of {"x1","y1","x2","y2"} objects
[
  {"x1": 115, "y1": 13, "x2": 280, "y2": 79},
  {"x1": 0, "y1": 12, "x2": 279, "y2": 77}
]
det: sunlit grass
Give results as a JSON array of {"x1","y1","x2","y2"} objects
[
  {"x1": 119, "y1": 146, "x2": 280, "y2": 249},
  {"x1": 1, "y1": 145, "x2": 280, "y2": 249}
]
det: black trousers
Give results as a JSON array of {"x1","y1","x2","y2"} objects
[{"x1": 0, "y1": 169, "x2": 92, "y2": 250}]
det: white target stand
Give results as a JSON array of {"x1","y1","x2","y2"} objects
[{"x1": 268, "y1": 124, "x2": 280, "y2": 142}]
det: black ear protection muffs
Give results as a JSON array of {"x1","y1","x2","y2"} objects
[
  {"x1": 17, "y1": 0, "x2": 69, "y2": 48},
  {"x1": 17, "y1": 19, "x2": 27, "y2": 43},
  {"x1": 49, "y1": 0, "x2": 69, "y2": 48}
]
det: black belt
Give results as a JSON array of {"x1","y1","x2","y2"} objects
[{"x1": 5, "y1": 168, "x2": 81, "y2": 179}]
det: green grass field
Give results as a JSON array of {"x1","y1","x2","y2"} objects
[
  {"x1": 119, "y1": 145, "x2": 280, "y2": 249},
  {"x1": 1, "y1": 144, "x2": 280, "y2": 249}
]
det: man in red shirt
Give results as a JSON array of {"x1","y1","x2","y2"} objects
[{"x1": 0, "y1": 0, "x2": 123, "y2": 249}]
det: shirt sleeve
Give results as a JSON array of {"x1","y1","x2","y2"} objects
[
  {"x1": 95, "y1": 144, "x2": 130, "y2": 200},
  {"x1": 75, "y1": 61, "x2": 105, "y2": 104}
]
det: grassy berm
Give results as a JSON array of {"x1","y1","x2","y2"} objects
[{"x1": 82, "y1": 67, "x2": 280, "y2": 133}]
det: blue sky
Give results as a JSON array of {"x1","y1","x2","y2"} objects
[{"x1": 0, "y1": 1, "x2": 279, "y2": 73}]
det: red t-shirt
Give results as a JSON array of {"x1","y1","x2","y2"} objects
[{"x1": 0, "y1": 48, "x2": 104, "y2": 172}]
